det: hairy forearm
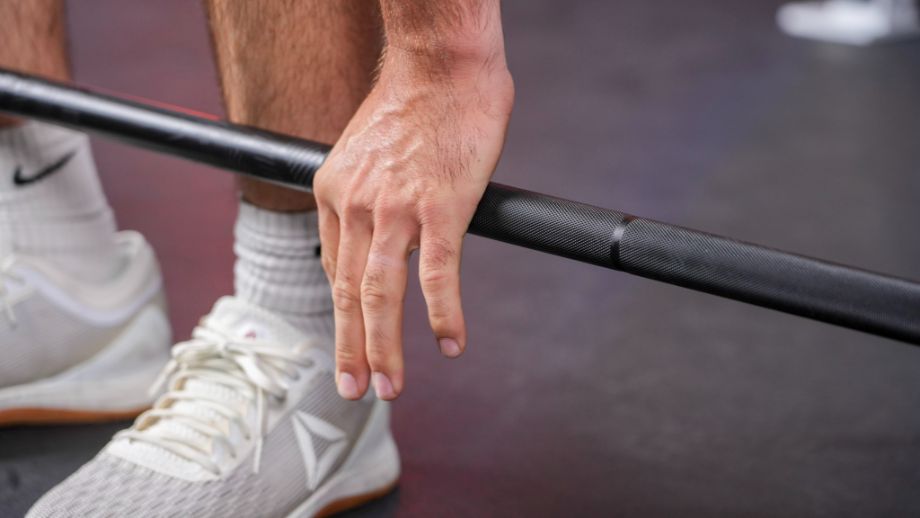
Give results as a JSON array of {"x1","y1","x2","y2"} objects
[{"x1": 379, "y1": 0, "x2": 508, "y2": 77}]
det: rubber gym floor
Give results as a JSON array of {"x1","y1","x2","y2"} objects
[{"x1": 2, "y1": 1, "x2": 919, "y2": 516}]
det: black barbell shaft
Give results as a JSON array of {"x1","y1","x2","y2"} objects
[{"x1": 0, "y1": 68, "x2": 917, "y2": 345}]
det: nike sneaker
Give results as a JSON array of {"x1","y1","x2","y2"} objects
[
  {"x1": 0, "y1": 231, "x2": 172, "y2": 425},
  {"x1": 26, "y1": 296, "x2": 400, "y2": 518}
]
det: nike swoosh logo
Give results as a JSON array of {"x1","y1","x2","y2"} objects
[{"x1": 12, "y1": 150, "x2": 77, "y2": 186}]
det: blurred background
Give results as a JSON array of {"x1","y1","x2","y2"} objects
[{"x1": 2, "y1": 0, "x2": 920, "y2": 516}]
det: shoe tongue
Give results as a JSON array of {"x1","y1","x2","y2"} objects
[
  {"x1": 207, "y1": 296, "x2": 307, "y2": 347},
  {"x1": 109, "y1": 297, "x2": 308, "y2": 476}
]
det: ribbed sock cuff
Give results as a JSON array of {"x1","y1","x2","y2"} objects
[{"x1": 233, "y1": 201, "x2": 334, "y2": 342}]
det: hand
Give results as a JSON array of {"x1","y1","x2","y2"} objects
[{"x1": 313, "y1": 49, "x2": 514, "y2": 401}]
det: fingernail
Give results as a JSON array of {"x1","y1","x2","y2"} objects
[
  {"x1": 372, "y1": 372, "x2": 396, "y2": 400},
  {"x1": 439, "y1": 338, "x2": 462, "y2": 358},
  {"x1": 337, "y1": 372, "x2": 360, "y2": 399}
]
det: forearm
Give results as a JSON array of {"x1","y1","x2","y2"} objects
[{"x1": 378, "y1": 0, "x2": 510, "y2": 80}]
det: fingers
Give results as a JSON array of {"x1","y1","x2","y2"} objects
[
  {"x1": 332, "y1": 213, "x2": 372, "y2": 400},
  {"x1": 361, "y1": 222, "x2": 413, "y2": 401},
  {"x1": 418, "y1": 221, "x2": 467, "y2": 359},
  {"x1": 322, "y1": 187, "x2": 470, "y2": 402}
]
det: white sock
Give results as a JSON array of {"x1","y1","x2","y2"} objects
[
  {"x1": 233, "y1": 201, "x2": 334, "y2": 347},
  {"x1": 0, "y1": 121, "x2": 121, "y2": 282}
]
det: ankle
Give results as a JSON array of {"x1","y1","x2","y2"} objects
[
  {"x1": 0, "y1": 122, "x2": 121, "y2": 282},
  {"x1": 233, "y1": 201, "x2": 333, "y2": 342}
]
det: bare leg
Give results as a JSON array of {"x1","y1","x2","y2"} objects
[
  {"x1": 0, "y1": 0, "x2": 71, "y2": 127},
  {"x1": 205, "y1": 0, "x2": 383, "y2": 211}
]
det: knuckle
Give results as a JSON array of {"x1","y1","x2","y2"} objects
[
  {"x1": 313, "y1": 168, "x2": 343, "y2": 202},
  {"x1": 341, "y1": 204, "x2": 364, "y2": 220},
  {"x1": 340, "y1": 194, "x2": 372, "y2": 219},
  {"x1": 374, "y1": 199, "x2": 404, "y2": 222},
  {"x1": 426, "y1": 296, "x2": 454, "y2": 322},
  {"x1": 335, "y1": 343, "x2": 363, "y2": 365},
  {"x1": 420, "y1": 267, "x2": 453, "y2": 291},
  {"x1": 422, "y1": 236, "x2": 458, "y2": 270},
  {"x1": 416, "y1": 198, "x2": 448, "y2": 226},
  {"x1": 365, "y1": 339, "x2": 394, "y2": 371},
  {"x1": 332, "y1": 283, "x2": 361, "y2": 313},
  {"x1": 312, "y1": 170, "x2": 331, "y2": 196},
  {"x1": 360, "y1": 279, "x2": 390, "y2": 313}
]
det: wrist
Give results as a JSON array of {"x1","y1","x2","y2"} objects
[
  {"x1": 384, "y1": 39, "x2": 511, "y2": 89},
  {"x1": 381, "y1": 50, "x2": 514, "y2": 119},
  {"x1": 386, "y1": 32, "x2": 501, "y2": 65},
  {"x1": 380, "y1": 0, "x2": 509, "y2": 84}
]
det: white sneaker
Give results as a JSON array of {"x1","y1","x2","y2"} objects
[
  {"x1": 26, "y1": 296, "x2": 400, "y2": 518},
  {"x1": 777, "y1": 0, "x2": 920, "y2": 45},
  {"x1": 0, "y1": 230, "x2": 171, "y2": 425}
]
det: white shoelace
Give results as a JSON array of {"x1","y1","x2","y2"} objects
[
  {"x1": 0, "y1": 256, "x2": 27, "y2": 326},
  {"x1": 116, "y1": 316, "x2": 318, "y2": 476}
]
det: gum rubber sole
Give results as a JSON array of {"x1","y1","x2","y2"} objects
[
  {"x1": 314, "y1": 479, "x2": 399, "y2": 518},
  {"x1": 0, "y1": 406, "x2": 148, "y2": 427}
]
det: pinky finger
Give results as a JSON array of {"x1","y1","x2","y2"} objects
[{"x1": 317, "y1": 205, "x2": 340, "y2": 284}]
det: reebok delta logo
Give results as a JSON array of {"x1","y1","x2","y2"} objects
[{"x1": 292, "y1": 410, "x2": 348, "y2": 491}]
